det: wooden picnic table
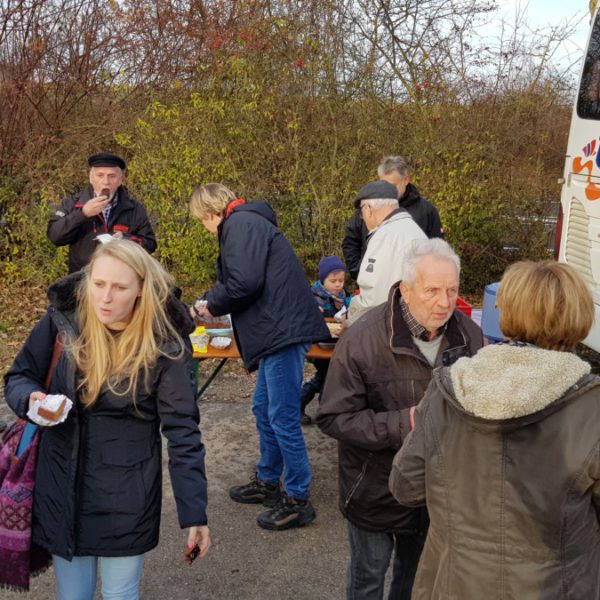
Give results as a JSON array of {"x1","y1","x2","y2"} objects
[{"x1": 193, "y1": 339, "x2": 335, "y2": 400}]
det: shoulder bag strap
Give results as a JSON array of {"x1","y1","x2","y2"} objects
[
  {"x1": 15, "y1": 335, "x2": 65, "y2": 461},
  {"x1": 44, "y1": 334, "x2": 64, "y2": 391}
]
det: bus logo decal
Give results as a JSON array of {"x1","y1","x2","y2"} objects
[
  {"x1": 583, "y1": 139, "x2": 596, "y2": 157},
  {"x1": 573, "y1": 137, "x2": 600, "y2": 200}
]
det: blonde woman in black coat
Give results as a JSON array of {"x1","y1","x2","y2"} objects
[{"x1": 5, "y1": 239, "x2": 211, "y2": 600}]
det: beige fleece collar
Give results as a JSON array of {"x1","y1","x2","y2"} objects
[{"x1": 450, "y1": 344, "x2": 591, "y2": 420}]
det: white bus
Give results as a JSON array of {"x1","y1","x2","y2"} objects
[{"x1": 556, "y1": 0, "x2": 600, "y2": 351}]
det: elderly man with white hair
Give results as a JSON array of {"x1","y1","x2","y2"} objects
[
  {"x1": 346, "y1": 181, "x2": 426, "y2": 325},
  {"x1": 317, "y1": 238, "x2": 483, "y2": 600}
]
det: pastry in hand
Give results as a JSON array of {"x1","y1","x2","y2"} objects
[{"x1": 37, "y1": 395, "x2": 67, "y2": 422}]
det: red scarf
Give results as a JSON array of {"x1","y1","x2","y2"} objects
[{"x1": 225, "y1": 199, "x2": 245, "y2": 218}]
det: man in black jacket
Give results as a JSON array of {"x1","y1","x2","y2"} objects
[
  {"x1": 47, "y1": 153, "x2": 156, "y2": 273},
  {"x1": 342, "y1": 156, "x2": 444, "y2": 281}
]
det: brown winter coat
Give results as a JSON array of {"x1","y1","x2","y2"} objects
[
  {"x1": 390, "y1": 343, "x2": 600, "y2": 599},
  {"x1": 316, "y1": 284, "x2": 483, "y2": 533}
]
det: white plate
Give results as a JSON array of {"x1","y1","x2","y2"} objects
[{"x1": 210, "y1": 336, "x2": 232, "y2": 349}]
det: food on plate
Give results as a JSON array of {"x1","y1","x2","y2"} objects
[
  {"x1": 37, "y1": 394, "x2": 67, "y2": 422},
  {"x1": 326, "y1": 322, "x2": 342, "y2": 337}
]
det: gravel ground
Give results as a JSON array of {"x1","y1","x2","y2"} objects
[{"x1": 0, "y1": 363, "x2": 350, "y2": 600}]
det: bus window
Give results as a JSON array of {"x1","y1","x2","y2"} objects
[{"x1": 578, "y1": 11, "x2": 600, "y2": 119}]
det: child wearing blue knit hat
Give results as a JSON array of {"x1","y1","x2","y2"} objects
[{"x1": 301, "y1": 255, "x2": 351, "y2": 424}]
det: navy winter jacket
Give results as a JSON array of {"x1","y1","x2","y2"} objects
[
  {"x1": 205, "y1": 202, "x2": 329, "y2": 370},
  {"x1": 3, "y1": 273, "x2": 207, "y2": 559}
]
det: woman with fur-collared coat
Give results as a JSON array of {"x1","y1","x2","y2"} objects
[
  {"x1": 390, "y1": 260, "x2": 600, "y2": 599},
  {"x1": 4, "y1": 240, "x2": 211, "y2": 599}
]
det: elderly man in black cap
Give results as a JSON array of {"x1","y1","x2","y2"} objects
[
  {"x1": 347, "y1": 181, "x2": 426, "y2": 324},
  {"x1": 343, "y1": 156, "x2": 444, "y2": 282},
  {"x1": 47, "y1": 152, "x2": 156, "y2": 273}
]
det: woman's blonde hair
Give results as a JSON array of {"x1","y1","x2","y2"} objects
[
  {"x1": 189, "y1": 183, "x2": 237, "y2": 221},
  {"x1": 497, "y1": 260, "x2": 594, "y2": 351},
  {"x1": 73, "y1": 239, "x2": 184, "y2": 406}
]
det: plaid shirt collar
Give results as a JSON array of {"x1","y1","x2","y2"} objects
[{"x1": 399, "y1": 296, "x2": 446, "y2": 341}]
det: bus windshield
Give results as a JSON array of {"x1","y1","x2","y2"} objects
[{"x1": 578, "y1": 10, "x2": 600, "y2": 120}]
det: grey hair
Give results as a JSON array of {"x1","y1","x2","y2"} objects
[
  {"x1": 361, "y1": 198, "x2": 399, "y2": 209},
  {"x1": 377, "y1": 155, "x2": 411, "y2": 179},
  {"x1": 401, "y1": 238, "x2": 460, "y2": 284}
]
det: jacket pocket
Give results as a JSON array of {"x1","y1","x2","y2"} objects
[
  {"x1": 343, "y1": 453, "x2": 372, "y2": 512},
  {"x1": 80, "y1": 441, "x2": 154, "y2": 516},
  {"x1": 102, "y1": 442, "x2": 152, "y2": 514}
]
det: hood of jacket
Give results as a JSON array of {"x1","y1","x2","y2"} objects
[
  {"x1": 445, "y1": 343, "x2": 591, "y2": 422},
  {"x1": 47, "y1": 271, "x2": 194, "y2": 336},
  {"x1": 398, "y1": 183, "x2": 421, "y2": 209},
  {"x1": 227, "y1": 201, "x2": 277, "y2": 226},
  {"x1": 48, "y1": 271, "x2": 83, "y2": 313}
]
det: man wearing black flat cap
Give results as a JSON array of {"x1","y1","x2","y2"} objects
[
  {"x1": 347, "y1": 181, "x2": 426, "y2": 324},
  {"x1": 47, "y1": 152, "x2": 156, "y2": 273},
  {"x1": 342, "y1": 156, "x2": 444, "y2": 282}
]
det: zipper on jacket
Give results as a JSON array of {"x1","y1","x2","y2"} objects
[
  {"x1": 343, "y1": 453, "x2": 372, "y2": 511},
  {"x1": 97, "y1": 212, "x2": 108, "y2": 233}
]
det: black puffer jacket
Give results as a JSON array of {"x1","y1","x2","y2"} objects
[
  {"x1": 316, "y1": 284, "x2": 482, "y2": 533},
  {"x1": 205, "y1": 202, "x2": 329, "y2": 371},
  {"x1": 341, "y1": 212, "x2": 369, "y2": 282},
  {"x1": 3, "y1": 274, "x2": 207, "y2": 559},
  {"x1": 398, "y1": 184, "x2": 443, "y2": 240},
  {"x1": 47, "y1": 185, "x2": 157, "y2": 273},
  {"x1": 341, "y1": 184, "x2": 443, "y2": 281}
]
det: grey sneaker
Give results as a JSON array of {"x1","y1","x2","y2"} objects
[
  {"x1": 257, "y1": 494, "x2": 316, "y2": 531},
  {"x1": 229, "y1": 474, "x2": 281, "y2": 508}
]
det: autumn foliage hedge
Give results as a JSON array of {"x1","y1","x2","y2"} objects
[{"x1": 0, "y1": 0, "x2": 574, "y2": 297}]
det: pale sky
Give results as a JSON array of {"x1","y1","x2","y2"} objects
[{"x1": 490, "y1": 0, "x2": 590, "y2": 68}]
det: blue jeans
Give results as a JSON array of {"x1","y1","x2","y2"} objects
[
  {"x1": 252, "y1": 342, "x2": 311, "y2": 500},
  {"x1": 53, "y1": 554, "x2": 145, "y2": 600},
  {"x1": 346, "y1": 521, "x2": 425, "y2": 600}
]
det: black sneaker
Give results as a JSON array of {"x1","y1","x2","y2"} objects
[
  {"x1": 257, "y1": 494, "x2": 316, "y2": 531},
  {"x1": 229, "y1": 474, "x2": 281, "y2": 507}
]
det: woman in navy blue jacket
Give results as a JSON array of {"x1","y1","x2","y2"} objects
[
  {"x1": 4, "y1": 239, "x2": 210, "y2": 599},
  {"x1": 190, "y1": 183, "x2": 328, "y2": 532}
]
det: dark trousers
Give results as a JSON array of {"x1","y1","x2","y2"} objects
[
  {"x1": 300, "y1": 359, "x2": 329, "y2": 412},
  {"x1": 346, "y1": 521, "x2": 425, "y2": 600}
]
